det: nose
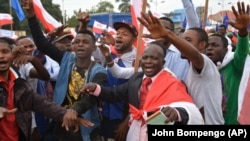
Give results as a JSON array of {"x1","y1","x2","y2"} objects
[{"x1": 206, "y1": 45, "x2": 213, "y2": 50}]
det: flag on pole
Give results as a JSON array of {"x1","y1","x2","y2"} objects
[
  {"x1": 92, "y1": 20, "x2": 107, "y2": 34},
  {"x1": 10, "y1": 0, "x2": 25, "y2": 21},
  {"x1": 107, "y1": 26, "x2": 116, "y2": 36},
  {"x1": 0, "y1": 13, "x2": 13, "y2": 26},
  {"x1": 130, "y1": 0, "x2": 146, "y2": 55},
  {"x1": 33, "y1": 0, "x2": 62, "y2": 32}
]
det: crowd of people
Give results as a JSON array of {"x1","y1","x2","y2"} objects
[{"x1": 0, "y1": 0, "x2": 250, "y2": 141}]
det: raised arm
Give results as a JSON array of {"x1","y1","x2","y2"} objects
[
  {"x1": 227, "y1": 2, "x2": 250, "y2": 71},
  {"x1": 181, "y1": 0, "x2": 200, "y2": 29},
  {"x1": 22, "y1": 0, "x2": 64, "y2": 63},
  {"x1": 138, "y1": 11, "x2": 204, "y2": 70}
]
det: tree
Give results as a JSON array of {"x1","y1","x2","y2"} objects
[
  {"x1": 67, "y1": 1, "x2": 114, "y2": 29},
  {"x1": 115, "y1": 0, "x2": 130, "y2": 12},
  {"x1": 87, "y1": 1, "x2": 114, "y2": 14},
  {"x1": 115, "y1": 0, "x2": 150, "y2": 13}
]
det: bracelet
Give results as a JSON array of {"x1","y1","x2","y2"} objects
[
  {"x1": 67, "y1": 109, "x2": 78, "y2": 115},
  {"x1": 106, "y1": 60, "x2": 114, "y2": 65}
]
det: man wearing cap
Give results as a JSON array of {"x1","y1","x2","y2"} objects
[
  {"x1": 52, "y1": 33, "x2": 74, "y2": 52},
  {"x1": 98, "y1": 22, "x2": 137, "y2": 141}
]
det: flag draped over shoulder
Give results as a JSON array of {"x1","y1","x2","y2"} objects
[
  {"x1": 238, "y1": 56, "x2": 250, "y2": 124},
  {"x1": 0, "y1": 13, "x2": 13, "y2": 26},
  {"x1": 10, "y1": 0, "x2": 25, "y2": 21},
  {"x1": 33, "y1": 0, "x2": 62, "y2": 32}
]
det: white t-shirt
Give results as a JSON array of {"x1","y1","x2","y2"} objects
[
  {"x1": 185, "y1": 54, "x2": 224, "y2": 124},
  {"x1": 19, "y1": 63, "x2": 38, "y2": 91}
]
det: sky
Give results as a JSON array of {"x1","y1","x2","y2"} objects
[{"x1": 52, "y1": 0, "x2": 244, "y2": 17}]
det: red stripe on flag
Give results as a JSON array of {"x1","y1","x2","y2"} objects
[{"x1": 238, "y1": 77, "x2": 250, "y2": 124}]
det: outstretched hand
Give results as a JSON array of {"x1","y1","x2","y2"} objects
[
  {"x1": 80, "y1": 83, "x2": 97, "y2": 95},
  {"x1": 227, "y1": 2, "x2": 250, "y2": 34},
  {"x1": 0, "y1": 107, "x2": 17, "y2": 118},
  {"x1": 21, "y1": 0, "x2": 35, "y2": 18},
  {"x1": 47, "y1": 24, "x2": 69, "y2": 38},
  {"x1": 101, "y1": 30, "x2": 115, "y2": 46},
  {"x1": 137, "y1": 11, "x2": 169, "y2": 40},
  {"x1": 77, "y1": 12, "x2": 90, "y2": 31}
]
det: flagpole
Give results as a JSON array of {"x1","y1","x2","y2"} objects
[
  {"x1": 9, "y1": 0, "x2": 13, "y2": 31},
  {"x1": 134, "y1": 0, "x2": 147, "y2": 73},
  {"x1": 202, "y1": 0, "x2": 209, "y2": 30}
]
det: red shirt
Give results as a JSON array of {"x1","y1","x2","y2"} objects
[{"x1": 0, "y1": 70, "x2": 19, "y2": 141}]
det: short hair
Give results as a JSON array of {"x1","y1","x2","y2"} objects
[
  {"x1": 0, "y1": 37, "x2": 15, "y2": 45},
  {"x1": 77, "y1": 29, "x2": 96, "y2": 43},
  {"x1": 148, "y1": 41, "x2": 167, "y2": 57},
  {"x1": 0, "y1": 39, "x2": 12, "y2": 49},
  {"x1": 159, "y1": 17, "x2": 175, "y2": 30},
  {"x1": 188, "y1": 27, "x2": 208, "y2": 45},
  {"x1": 15, "y1": 36, "x2": 29, "y2": 45},
  {"x1": 209, "y1": 33, "x2": 228, "y2": 48}
]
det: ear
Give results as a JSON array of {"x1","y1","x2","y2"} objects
[{"x1": 198, "y1": 41, "x2": 207, "y2": 52}]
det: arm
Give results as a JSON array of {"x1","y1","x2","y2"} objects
[
  {"x1": 12, "y1": 47, "x2": 50, "y2": 80},
  {"x1": 97, "y1": 42, "x2": 135, "y2": 79},
  {"x1": 24, "y1": 1, "x2": 64, "y2": 64},
  {"x1": 227, "y1": 2, "x2": 250, "y2": 72},
  {"x1": 77, "y1": 12, "x2": 90, "y2": 32},
  {"x1": 71, "y1": 72, "x2": 107, "y2": 114},
  {"x1": 138, "y1": 11, "x2": 204, "y2": 70},
  {"x1": 28, "y1": 56, "x2": 50, "y2": 80},
  {"x1": 181, "y1": 0, "x2": 200, "y2": 29}
]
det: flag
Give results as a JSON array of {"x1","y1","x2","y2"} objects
[
  {"x1": 0, "y1": 13, "x2": 13, "y2": 26},
  {"x1": 92, "y1": 20, "x2": 107, "y2": 34},
  {"x1": 238, "y1": 56, "x2": 250, "y2": 124},
  {"x1": 223, "y1": 12, "x2": 229, "y2": 29},
  {"x1": 107, "y1": 26, "x2": 116, "y2": 36},
  {"x1": 10, "y1": 0, "x2": 25, "y2": 21},
  {"x1": 33, "y1": 0, "x2": 62, "y2": 32},
  {"x1": 130, "y1": 0, "x2": 146, "y2": 55}
]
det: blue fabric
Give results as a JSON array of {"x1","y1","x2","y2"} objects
[
  {"x1": 164, "y1": 46, "x2": 189, "y2": 81},
  {"x1": 53, "y1": 52, "x2": 107, "y2": 141},
  {"x1": 223, "y1": 12, "x2": 229, "y2": 29},
  {"x1": 102, "y1": 54, "x2": 128, "y2": 120},
  {"x1": 10, "y1": 0, "x2": 25, "y2": 21}
]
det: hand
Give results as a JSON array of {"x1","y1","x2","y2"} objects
[
  {"x1": 96, "y1": 41, "x2": 111, "y2": 57},
  {"x1": 80, "y1": 83, "x2": 97, "y2": 95},
  {"x1": 161, "y1": 107, "x2": 179, "y2": 123},
  {"x1": 47, "y1": 24, "x2": 69, "y2": 38},
  {"x1": 227, "y1": 2, "x2": 250, "y2": 35},
  {"x1": 12, "y1": 46, "x2": 34, "y2": 67},
  {"x1": 77, "y1": 12, "x2": 90, "y2": 24},
  {"x1": 101, "y1": 30, "x2": 115, "y2": 45},
  {"x1": 21, "y1": 0, "x2": 34, "y2": 18},
  {"x1": 137, "y1": 11, "x2": 169, "y2": 40},
  {"x1": 77, "y1": 12, "x2": 90, "y2": 31},
  {"x1": 61, "y1": 109, "x2": 78, "y2": 131},
  {"x1": 0, "y1": 107, "x2": 17, "y2": 118}
]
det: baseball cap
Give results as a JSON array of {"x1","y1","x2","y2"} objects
[
  {"x1": 52, "y1": 33, "x2": 74, "y2": 44},
  {"x1": 113, "y1": 22, "x2": 138, "y2": 37}
]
